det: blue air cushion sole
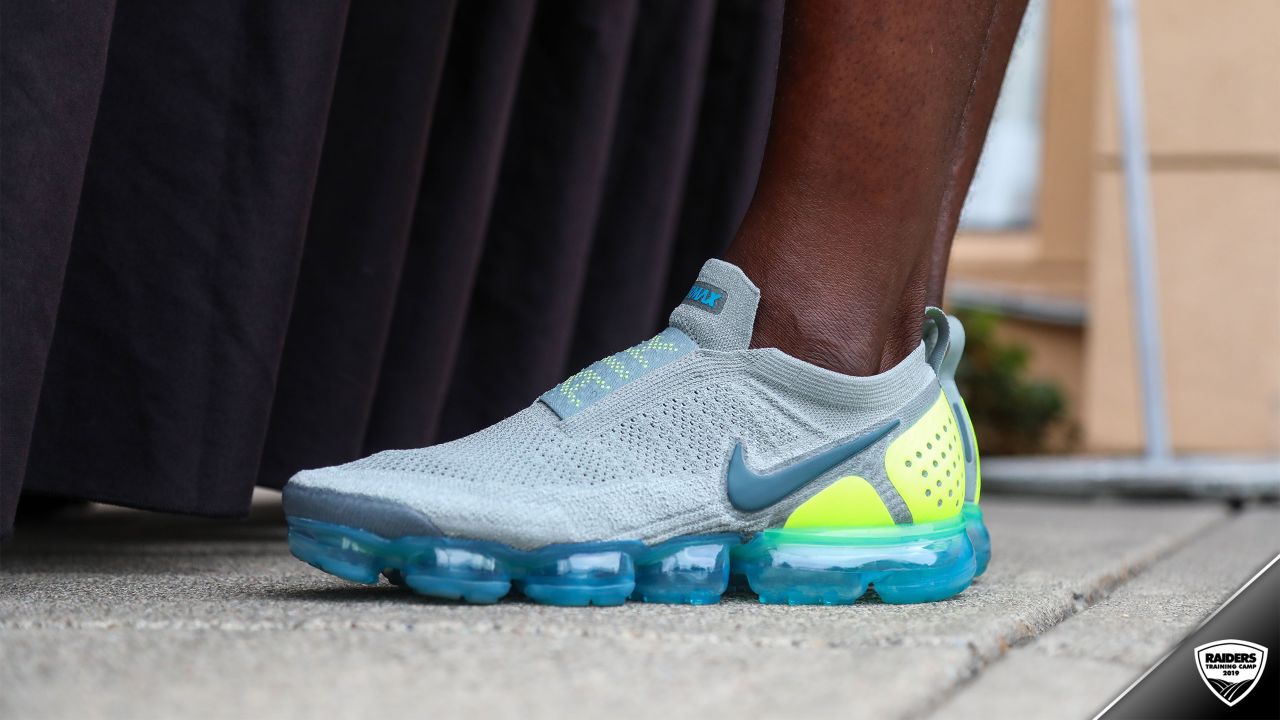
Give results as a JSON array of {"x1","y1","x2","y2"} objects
[{"x1": 287, "y1": 504, "x2": 989, "y2": 606}]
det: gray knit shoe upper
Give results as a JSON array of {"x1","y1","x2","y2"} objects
[{"x1": 285, "y1": 259, "x2": 945, "y2": 550}]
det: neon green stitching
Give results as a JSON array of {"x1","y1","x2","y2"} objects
[
  {"x1": 601, "y1": 356, "x2": 629, "y2": 380},
  {"x1": 558, "y1": 332, "x2": 682, "y2": 407},
  {"x1": 639, "y1": 335, "x2": 679, "y2": 353},
  {"x1": 558, "y1": 369, "x2": 611, "y2": 408},
  {"x1": 622, "y1": 333, "x2": 680, "y2": 369},
  {"x1": 624, "y1": 348, "x2": 651, "y2": 368}
]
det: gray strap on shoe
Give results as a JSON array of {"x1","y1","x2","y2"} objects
[
  {"x1": 940, "y1": 314, "x2": 965, "y2": 387},
  {"x1": 922, "y1": 306, "x2": 967, "y2": 392},
  {"x1": 922, "y1": 306, "x2": 951, "y2": 374}
]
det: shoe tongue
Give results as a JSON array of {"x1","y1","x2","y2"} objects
[{"x1": 668, "y1": 259, "x2": 760, "y2": 350}]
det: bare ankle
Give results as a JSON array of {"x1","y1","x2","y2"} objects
[
  {"x1": 726, "y1": 213, "x2": 928, "y2": 377},
  {"x1": 748, "y1": 283, "x2": 924, "y2": 377}
]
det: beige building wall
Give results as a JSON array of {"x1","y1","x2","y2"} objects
[
  {"x1": 950, "y1": 0, "x2": 1280, "y2": 455},
  {"x1": 1084, "y1": 0, "x2": 1280, "y2": 453}
]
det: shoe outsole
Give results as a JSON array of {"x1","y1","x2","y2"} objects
[{"x1": 287, "y1": 503, "x2": 991, "y2": 607}]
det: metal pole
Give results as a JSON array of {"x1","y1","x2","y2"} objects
[{"x1": 1110, "y1": 0, "x2": 1172, "y2": 461}]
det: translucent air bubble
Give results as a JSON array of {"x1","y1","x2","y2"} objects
[
  {"x1": 733, "y1": 518, "x2": 977, "y2": 604},
  {"x1": 287, "y1": 517, "x2": 739, "y2": 607},
  {"x1": 288, "y1": 515, "x2": 981, "y2": 607}
]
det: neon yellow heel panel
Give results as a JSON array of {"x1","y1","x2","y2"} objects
[
  {"x1": 886, "y1": 391, "x2": 964, "y2": 523},
  {"x1": 783, "y1": 476, "x2": 894, "y2": 529},
  {"x1": 958, "y1": 397, "x2": 981, "y2": 503}
]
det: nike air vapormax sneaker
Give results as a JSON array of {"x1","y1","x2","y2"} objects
[{"x1": 283, "y1": 259, "x2": 991, "y2": 606}]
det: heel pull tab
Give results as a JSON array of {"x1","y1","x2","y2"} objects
[
  {"x1": 922, "y1": 306, "x2": 951, "y2": 374},
  {"x1": 939, "y1": 314, "x2": 966, "y2": 386}
]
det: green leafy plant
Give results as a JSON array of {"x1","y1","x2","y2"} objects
[{"x1": 953, "y1": 309, "x2": 1067, "y2": 455}]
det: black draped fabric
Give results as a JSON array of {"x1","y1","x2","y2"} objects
[{"x1": 0, "y1": 0, "x2": 783, "y2": 537}]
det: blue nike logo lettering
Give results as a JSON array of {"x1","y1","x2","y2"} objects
[
  {"x1": 681, "y1": 281, "x2": 727, "y2": 314},
  {"x1": 726, "y1": 419, "x2": 900, "y2": 512},
  {"x1": 687, "y1": 288, "x2": 721, "y2": 307}
]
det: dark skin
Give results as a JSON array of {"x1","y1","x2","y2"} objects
[{"x1": 724, "y1": 0, "x2": 1029, "y2": 376}]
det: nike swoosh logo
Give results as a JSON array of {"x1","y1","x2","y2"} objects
[{"x1": 726, "y1": 419, "x2": 900, "y2": 512}]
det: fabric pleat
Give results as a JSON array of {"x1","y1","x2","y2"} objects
[
  {"x1": 437, "y1": 0, "x2": 642, "y2": 441},
  {"x1": 0, "y1": 0, "x2": 118, "y2": 532},
  {"x1": 566, "y1": 0, "x2": 718, "y2": 372},
  {"x1": 258, "y1": 0, "x2": 457, "y2": 487},
  {"x1": 1, "y1": 0, "x2": 783, "y2": 535},
  {"x1": 664, "y1": 0, "x2": 784, "y2": 309},
  {"x1": 364, "y1": 0, "x2": 539, "y2": 454},
  {"x1": 21, "y1": 0, "x2": 351, "y2": 520}
]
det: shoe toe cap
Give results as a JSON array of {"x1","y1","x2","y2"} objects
[{"x1": 283, "y1": 470, "x2": 442, "y2": 539}]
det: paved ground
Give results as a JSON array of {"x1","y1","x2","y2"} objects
[{"x1": 1, "y1": 494, "x2": 1277, "y2": 720}]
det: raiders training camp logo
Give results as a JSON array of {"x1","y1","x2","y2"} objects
[{"x1": 1194, "y1": 639, "x2": 1268, "y2": 707}]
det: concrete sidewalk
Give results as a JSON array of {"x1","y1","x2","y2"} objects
[{"x1": 2, "y1": 495, "x2": 1277, "y2": 720}]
